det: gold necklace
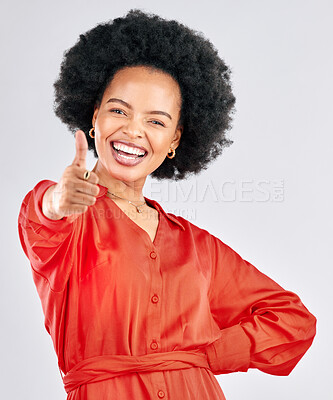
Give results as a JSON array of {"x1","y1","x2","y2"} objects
[{"x1": 107, "y1": 190, "x2": 147, "y2": 213}]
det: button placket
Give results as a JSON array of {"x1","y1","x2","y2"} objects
[
  {"x1": 146, "y1": 246, "x2": 162, "y2": 355},
  {"x1": 151, "y1": 375, "x2": 168, "y2": 400},
  {"x1": 145, "y1": 225, "x2": 167, "y2": 399}
]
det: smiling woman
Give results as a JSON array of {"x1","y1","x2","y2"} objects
[
  {"x1": 92, "y1": 66, "x2": 183, "y2": 185},
  {"x1": 18, "y1": 8, "x2": 316, "y2": 400}
]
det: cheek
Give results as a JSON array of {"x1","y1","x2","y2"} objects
[
  {"x1": 95, "y1": 114, "x2": 122, "y2": 137},
  {"x1": 149, "y1": 139, "x2": 169, "y2": 158},
  {"x1": 150, "y1": 131, "x2": 173, "y2": 150}
]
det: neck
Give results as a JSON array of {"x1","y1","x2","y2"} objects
[{"x1": 92, "y1": 160, "x2": 147, "y2": 203}]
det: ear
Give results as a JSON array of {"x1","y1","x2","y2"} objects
[
  {"x1": 171, "y1": 125, "x2": 183, "y2": 150},
  {"x1": 92, "y1": 104, "x2": 99, "y2": 127}
]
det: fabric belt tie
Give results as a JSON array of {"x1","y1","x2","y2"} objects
[{"x1": 63, "y1": 349, "x2": 210, "y2": 394}]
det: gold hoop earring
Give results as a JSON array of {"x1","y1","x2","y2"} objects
[
  {"x1": 89, "y1": 127, "x2": 95, "y2": 138},
  {"x1": 166, "y1": 148, "x2": 176, "y2": 159}
]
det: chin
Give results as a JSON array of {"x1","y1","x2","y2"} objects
[{"x1": 107, "y1": 165, "x2": 148, "y2": 183}]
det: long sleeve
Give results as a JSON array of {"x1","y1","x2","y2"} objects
[
  {"x1": 205, "y1": 235, "x2": 316, "y2": 376},
  {"x1": 18, "y1": 179, "x2": 80, "y2": 292}
]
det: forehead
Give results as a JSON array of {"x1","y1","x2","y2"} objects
[{"x1": 101, "y1": 66, "x2": 182, "y2": 110}]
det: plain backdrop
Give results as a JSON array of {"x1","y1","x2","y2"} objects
[{"x1": 1, "y1": 0, "x2": 332, "y2": 399}]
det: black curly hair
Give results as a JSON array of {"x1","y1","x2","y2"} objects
[{"x1": 54, "y1": 9, "x2": 235, "y2": 180}]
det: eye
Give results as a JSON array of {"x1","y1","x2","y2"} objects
[
  {"x1": 150, "y1": 120, "x2": 165, "y2": 127},
  {"x1": 110, "y1": 108, "x2": 126, "y2": 115}
]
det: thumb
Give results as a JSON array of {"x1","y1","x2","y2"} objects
[{"x1": 72, "y1": 130, "x2": 88, "y2": 168}]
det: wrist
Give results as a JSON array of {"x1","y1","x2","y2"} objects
[{"x1": 42, "y1": 184, "x2": 64, "y2": 220}]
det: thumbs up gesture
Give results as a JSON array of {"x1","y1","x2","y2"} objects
[{"x1": 42, "y1": 130, "x2": 99, "y2": 220}]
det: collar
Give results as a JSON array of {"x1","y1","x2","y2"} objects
[{"x1": 97, "y1": 184, "x2": 185, "y2": 231}]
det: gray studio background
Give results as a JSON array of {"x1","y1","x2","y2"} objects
[{"x1": 1, "y1": 0, "x2": 332, "y2": 399}]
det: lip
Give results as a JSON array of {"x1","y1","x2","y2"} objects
[
  {"x1": 111, "y1": 140, "x2": 148, "y2": 153},
  {"x1": 110, "y1": 141, "x2": 148, "y2": 167}
]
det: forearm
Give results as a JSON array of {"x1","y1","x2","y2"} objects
[
  {"x1": 207, "y1": 237, "x2": 317, "y2": 376},
  {"x1": 206, "y1": 290, "x2": 316, "y2": 375},
  {"x1": 18, "y1": 180, "x2": 79, "y2": 292}
]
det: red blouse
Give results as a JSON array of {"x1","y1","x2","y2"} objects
[{"x1": 18, "y1": 180, "x2": 316, "y2": 400}]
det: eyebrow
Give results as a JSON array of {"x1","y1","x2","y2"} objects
[{"x1": 106, "y1": 97, "x2": 172, "y2": 121}]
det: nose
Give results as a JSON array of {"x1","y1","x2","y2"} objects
[{"x1": 123, "y1": 117, "x2": 144, "y2": 139}]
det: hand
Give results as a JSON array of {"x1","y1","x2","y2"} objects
[{"x1": 42, "y1": 130, "x2": 99, "y2": 220}]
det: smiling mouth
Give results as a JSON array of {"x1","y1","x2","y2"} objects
[
  {"x1": 111, "y1": 142, "x2": 147, "y2": 158},
  {"x1": 110, "y1": 141, "x2": 148, "y2": 166}
]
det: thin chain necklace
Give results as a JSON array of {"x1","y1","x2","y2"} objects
[{"x1": 107, "y1": 190, "x2": 147, "y2": 213}]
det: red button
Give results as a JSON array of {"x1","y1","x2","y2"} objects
[
  {"x1": 157, "y1": 390, "x2": 165, "y2": 398},
  {"x1": 150, "y1": 251, "x2": 157, "y2": 259},
  {"x1": 151, "y1": 295, "x2": 159, "y2": 303},
  {"x1": 150, "y1": 341, "x2": 158, "y2": 350}
]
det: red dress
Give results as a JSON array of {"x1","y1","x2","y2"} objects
[{"x1": 18, "y1": 180, "x2": 316, "y2": 399}]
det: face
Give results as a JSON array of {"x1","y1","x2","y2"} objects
[{"x1": 92, "y1": 65, "x2": 183, "y2": 186}]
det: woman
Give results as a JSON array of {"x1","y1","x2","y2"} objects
[{"x1": 18, "y1": 9, "x2": 316, "y2": 400}]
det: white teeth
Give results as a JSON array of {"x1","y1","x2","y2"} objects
[
  {"x1": 113, "y1": 142, "x2": 145, "y2": 156},
  {"x1": 118, "y1": 153, "x2": 137, "y2": 160}
]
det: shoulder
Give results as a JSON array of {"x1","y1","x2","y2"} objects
[
  {"x1": 146, "y1": 196, "x2": 232, "y2": 251},
  {"x1": 167, "y1": 210, "x2": 229, "y2": 249},
  {"x1": 171, "y1": 211, "x2": 242, "y2": 258}
]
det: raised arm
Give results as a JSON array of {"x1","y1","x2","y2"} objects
[{"x1": 18, "y1": 131, "x2": 100, "y2": 292}]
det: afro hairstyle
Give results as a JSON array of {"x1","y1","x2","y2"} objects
[{"x1": 54, "y1": 9, "x2": 235, "y2": 180}]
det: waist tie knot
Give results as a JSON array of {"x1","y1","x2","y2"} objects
[{"x1": 63, "y1": 349, "x2": 209, "y2": 394}]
